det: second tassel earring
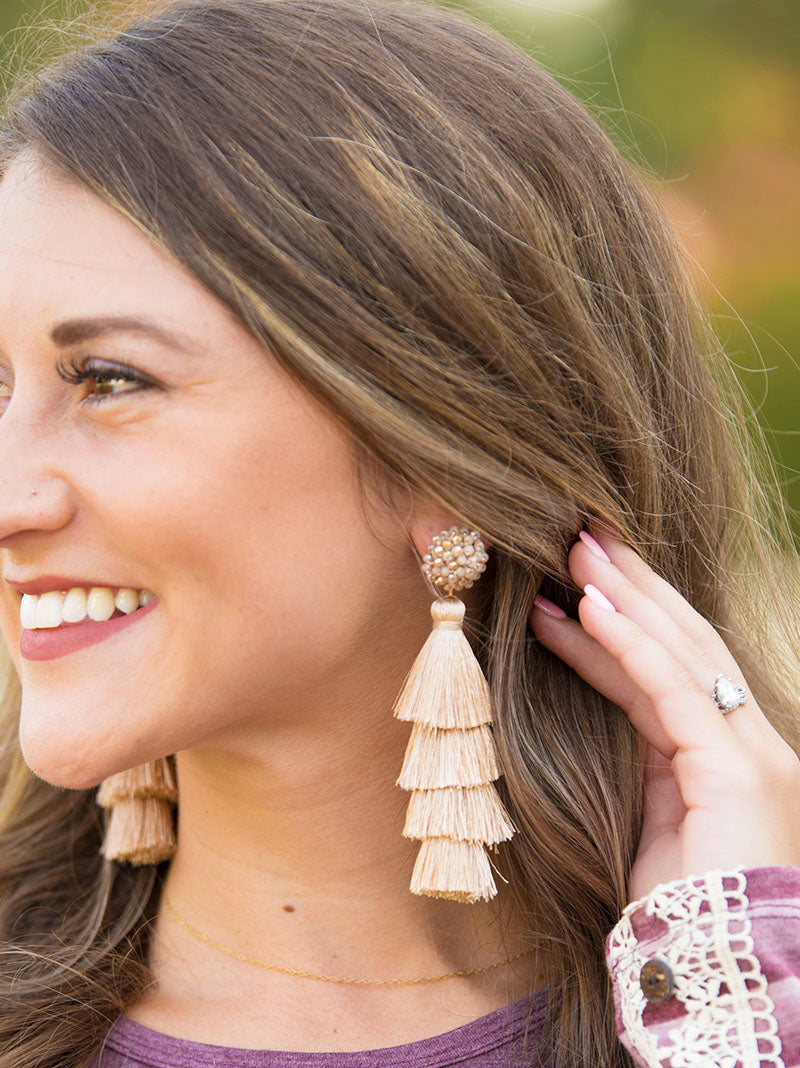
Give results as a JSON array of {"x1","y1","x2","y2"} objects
[
  {"x1": 96, "y1": 756, "x2": 178, "y2": 866},
  {"x1": 393, "y1": 526, "x2": 515, "y2": 903}
]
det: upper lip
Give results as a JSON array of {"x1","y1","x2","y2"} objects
[{"x1": 4, "y1": 575, "x2": 142, "y2": 596}]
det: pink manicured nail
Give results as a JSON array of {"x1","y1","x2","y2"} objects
[
  {"x1": 583, "y1": 584, "x2": 615, "y2": 612},
  {"x1": 578, "y1": 530, "x2": 611, "y2": 562},
  {"x1": 533, "y1": 594, "x2": 567, "y2": 619}
]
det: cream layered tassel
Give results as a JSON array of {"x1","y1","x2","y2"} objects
[
  {"x1": 393, "y1": 526, "x2": 515, "y2": 902},
  {"x1": 97, "y1": 756, "x2": 178, "y2": 865}
]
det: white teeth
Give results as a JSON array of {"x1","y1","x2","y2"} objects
[
  {"x1": 20, "y1": 595, "x2": 37, "y2": 629},
  {"x1": 87, "y1": 587, "x2": 116, "y2": 622},
  {"x1": 115, "y1": 588, "x2": 139, "y2": 614},
  {"x1": 18, "y1": 585, "x2": 155, "y2": 629},
  {"x1": 62, "y1": 587, "x2": 87, "y2": 623},
  {"x1": 35, "y1": 591, "x2": 63, "y2": 629}
]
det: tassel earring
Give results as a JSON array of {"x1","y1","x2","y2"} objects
[
  {"x1": 96, "y1": 756, "x2": 178, "y2": 865},
  {"x1": 393, "y1": 526, "x2": 515, "y2": 902}
]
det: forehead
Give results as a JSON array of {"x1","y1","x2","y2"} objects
[
  {"x1": 0, "y1": 154, "x2": 227, "y2": 346},
  {"x1": 0, "y1": 154, "x2": 148, "y2": 272}
]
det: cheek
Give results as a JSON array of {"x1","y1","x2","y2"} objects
[
  {"x1": 170, "y1": 451, "x2": 385, "y2": 713},
  {"x1": 91, "y1": 404, "x2": 395, "y2": 727}
]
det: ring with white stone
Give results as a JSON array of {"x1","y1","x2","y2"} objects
[{"x1": 711, "y1": 673, "x2": 748, "y2": 714}]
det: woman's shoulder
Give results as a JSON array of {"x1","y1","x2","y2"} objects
[{"x1": 88, "y1": 989, "x2": 549, "y2": 1068}]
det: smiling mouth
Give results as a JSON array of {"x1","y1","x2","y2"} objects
[
  {"x1": 19, "y1": 587, "x2": 155, "y2": 630},
  {"x1": 19, "y1": 594, "x2": 159, "y2": 662}
]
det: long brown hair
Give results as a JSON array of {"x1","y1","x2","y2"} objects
[{"x1": 0, "y1": 1, "x2": 797, "y2": 1064}]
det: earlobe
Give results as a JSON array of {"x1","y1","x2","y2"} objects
[
  {"x1": 407, "y1": 505, "x2": 492, "y2": 560},
  {"x1": 408, "y1": 520, "x2": 453, "y2": 562}
]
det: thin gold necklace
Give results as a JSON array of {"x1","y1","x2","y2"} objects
[{"x1": 161, "y1": 889, "x2": 538, "y2": 986}]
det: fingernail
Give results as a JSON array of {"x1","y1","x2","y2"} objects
[
  {"x1": 578, "y1": 530, "x2": 611, "y2": 562},
  {"x1": 583, "y1": 583, "x2": 615, "y2": 612},
  {"x1": 533, "y1": 594, "x2": 567, "y2": 619}
]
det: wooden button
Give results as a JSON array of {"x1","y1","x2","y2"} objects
[{"x1": 639, "y1": 958, "x2": 674, "y2": 1003}]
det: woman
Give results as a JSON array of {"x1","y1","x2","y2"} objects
[{"x1": 0, "y1": 0, "x2": 798, "y2": 1064}]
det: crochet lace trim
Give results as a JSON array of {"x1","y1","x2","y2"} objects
[{"x1": 606, "y1": 868, "x2": 784, "y2": 1067}]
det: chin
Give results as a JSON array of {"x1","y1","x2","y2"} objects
[
  {"x1": 18, "y1": 694, "x2": 145, "y2": 792},
  {"x1": 19, "y1": 734, "x2": 109, "y2": 791},
  {"x1": 20, "y1": 747, "x2": 107, "y2": 792}
]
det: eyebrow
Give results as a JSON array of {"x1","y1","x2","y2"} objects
[{"x1": 49, "y1": 316, "x2": 195, "y2": 353}]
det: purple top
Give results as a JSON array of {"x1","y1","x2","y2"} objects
[
  {"x1": 90, "y1": 865, "x2": 800, "y2": 1068},
  {"x1": 90, "y1": 988, "x2": 548, "y2": 1067}
]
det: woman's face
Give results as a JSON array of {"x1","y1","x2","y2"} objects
[{"x1": 0, "y1": 155, "x2": 420, "y2": 789}]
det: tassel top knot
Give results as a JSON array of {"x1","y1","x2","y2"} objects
[{"x1": 430, "y1": 599, "x2": 466, "y2": 628}]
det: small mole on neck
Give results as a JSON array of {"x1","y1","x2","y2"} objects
[{"x1": 282, "y1": 904, "x2": 295, "y2": 913}]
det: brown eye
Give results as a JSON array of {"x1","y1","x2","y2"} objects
[
  {"x1": 93, "y1": 373, "x2": 138, "y2": 396},
  {"x1": 56, "y1": 356, "x2": 153, "y2": 403}
]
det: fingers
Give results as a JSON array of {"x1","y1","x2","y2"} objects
[
  {"x1": 530, "y1": 603, "x2": 676, "y2": 758},
  {"x1": 575, "y1": 589, "x2": 733, "y2": 759},
  {"x1": 568, "y1": 530, "x2": 739, "y2": 700},
  {"x1": 529, "y1": 528, "x2": 768, "y2": 761},
  {"x1": 585, "y1": 527, "x2": 737, "y2": 667},
  {"x1": 576, "y1": 530, "x2": 772, "y2": 746}
]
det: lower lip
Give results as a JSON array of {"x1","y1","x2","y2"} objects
[{"x1": 20, "y1": 598, "x2": 159, "y2": 661}]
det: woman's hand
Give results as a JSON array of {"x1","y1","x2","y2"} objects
[{"x1": 528, "y1": 527, "x2": 800, "y2": 903}]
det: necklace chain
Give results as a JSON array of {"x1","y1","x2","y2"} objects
[{"x1": 161, "y1": 889, "x2": 538, "y2": 986}]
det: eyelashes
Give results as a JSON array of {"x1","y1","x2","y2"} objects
[{"x1": 55, "y1": 354, "x2": 155, "y2": 402}]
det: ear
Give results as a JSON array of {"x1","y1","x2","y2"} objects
[{"x1": 407, "y1": 502, "x2": 491, "y2": 561}]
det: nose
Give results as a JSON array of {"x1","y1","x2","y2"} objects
[{"x1": 0, "y1": 393, "x2": 73, "y2": 544}]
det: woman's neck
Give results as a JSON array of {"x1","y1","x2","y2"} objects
[{"x1": 127, "y1": 702, "x2": 541, "y2": 1050}]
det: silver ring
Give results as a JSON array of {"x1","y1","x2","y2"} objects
[
  {"x1": 30, "y1": 488, "x2": 38, "y2": 496},
  {"x1": 711, "y1": 673, "x2": 748, "y2": 714}
]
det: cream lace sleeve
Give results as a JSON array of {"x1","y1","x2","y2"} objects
[{"x1": 604, "y1": 866, "x2": 800, "y2": 1067}]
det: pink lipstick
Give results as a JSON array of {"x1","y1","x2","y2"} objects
[{"x1": 20, "y1": 597, "x2": 159, "y2": 661}]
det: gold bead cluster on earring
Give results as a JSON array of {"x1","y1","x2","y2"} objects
[{"x1": 421, "y1": 527, "x2": 488, "y2": 595}]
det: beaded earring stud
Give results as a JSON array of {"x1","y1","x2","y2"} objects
[{"x1": 392, "y1": 526, "x2": 515, "y2": 902}]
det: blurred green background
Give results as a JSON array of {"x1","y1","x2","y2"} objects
[
  {"x1": 2, "y1": 0, "x2": 799, "y2": 538},
  {"x1": 466, "y1": 0, "x2": 800, "y2": 541}
]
